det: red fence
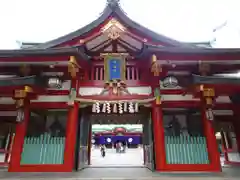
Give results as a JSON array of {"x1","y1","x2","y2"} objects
[
  {"x1": 80, "y1": 64, "x2": 147, "y2": 86},
  {"x1": 88, "y1": 65, "x2": 141, "y2": 81}
]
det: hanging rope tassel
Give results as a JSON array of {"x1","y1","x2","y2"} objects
[
  {"x1": 135, "y1": 103, "x2": 139, "y2": 112},
  {"x1": 102, "y1": 103, "x2": 106, "y2": 113},
  {"x1": 118, "y1": 102, "x2": 123, "y2": 114},
  {"x1": 113, "y1": 103, "x2": 117, "y2": 113},
  {"x1": 124, "y1": 102, "x2": 128, "y2": 112}
]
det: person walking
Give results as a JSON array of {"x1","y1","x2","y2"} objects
[{"x1": 100, "y1": 145, "x2": 106, "y2": 157}]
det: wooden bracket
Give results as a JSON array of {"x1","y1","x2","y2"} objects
[
  {"x1": 14, "y1": 86, "x2": 33, "y2": 108},
  {"x1": 68, "y1": 56, "x2": 80, "y2": 78}
]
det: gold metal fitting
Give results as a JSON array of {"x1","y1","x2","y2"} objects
[
  {"x1": 206, "y1": 97, "x2": 213, "y2": 105},
  {"x1": 24, "y1": 86, "x2": 33, "y2": 93},
  {"x1": 15, "y1": 90, "x2": 27, "y2": 99},
  {"x1": 68, "y1": 56, "x2": 80, "y2": 78},
  {"x1": 16, "y1": 99, "x2": 24, "y2": 108},
  {"x1": 151, "y1": 54, "x2": 157, "y2": 63},
  {"x1": 156, "y1": 96, "x2": 161, "y2": 105},
  {"x1": 203, "y1": 88, "x2": 215, "y2": 97}
]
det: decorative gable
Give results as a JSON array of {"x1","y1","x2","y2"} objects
[{"x1": 101, "y1": 18, "x2": 126, "y2": 40}]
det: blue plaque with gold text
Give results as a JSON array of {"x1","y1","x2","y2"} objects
[{"x1": 104, "y1": 55, "x2": 125, "y2": 81}]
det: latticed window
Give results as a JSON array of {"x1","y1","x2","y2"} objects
[
  {"x1": 162, "y1": 111, "x2": 209, "y2": 164},
  {"x1": 21, "y1": 111, "x2": 68, "y2": 165}
]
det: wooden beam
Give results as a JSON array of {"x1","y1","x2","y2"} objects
[
  {"x1": 88, "y1": 39, "x2": 111, "y2": 51},
  {"x1": 118, "y1": 39, "x2": 139, "y2": 51},
  {"x1": 112, "y1": 40, "x2": 118, "y2": 53},
  {"x1": 116, "y1": 41, "x2": 137, "y2": 54},
  {"x1": 0, "y1": 55, "x2": 70, "y2": 63}
]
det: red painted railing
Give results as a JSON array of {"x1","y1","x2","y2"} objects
[
  {"x1": 88, "y1": 65, "x2": 140, "y2": 81},
  {"x1": 80, "y1": 65, "x2": 148, "y2": 86}
]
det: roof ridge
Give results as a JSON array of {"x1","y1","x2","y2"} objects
[
  {"x1": 107, "y1": 0, "x2": 120, "y2": 7},
  {"x1": 30, "y1": 0, "x2": 198, "y2": 49}
]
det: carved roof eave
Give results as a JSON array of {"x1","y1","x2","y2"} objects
[
  {"x1": 0, "y1": 75, "x2": 47, "y2": 89},
  {"x1": 144, "y1": 44, "x2": 240, "y2": 55},
  {"x1": 0, "y1": 47, "x2": 90, "y2": 65},
  {"x1": 82, "y1": 42, "x2": 146, "y2": 58},
  {"x1": 29, "y1": 3, "x2": 196, "y2": 49},
  {"x1": 192, "y1": 74, "x2": 240, "y2": 85}
]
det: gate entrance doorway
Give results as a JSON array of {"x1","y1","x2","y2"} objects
[
  {"x1": 214, "y1": 121, "x2": 240, "y2": 166},
  {"x1": 74, "y1": 107, "x2": 155, "y2": 171}
]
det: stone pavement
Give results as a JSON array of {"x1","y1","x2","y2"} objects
[
  {"x1": 0, "y1": 167, "x2": 240, "y2": 180},
  {"x1": 0, "y1": 148, "x2": 239, "y2": 179},
  {"x1": 91, "y1": 148, "x2": 144, "y2": 167}
]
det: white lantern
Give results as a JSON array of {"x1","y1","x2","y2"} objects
[
  {"x1": 106, "y1": 138, "x2": 111, "y2": 143},
  {"x1": 128, "y1": 138, "x2": 133, "y2": 143},
  {"x1": 48, "y1": 77, "x2": 62, "y2": 89},
  {"x1": 162, "y1": 76, "x2": 178, "y2": 88}
]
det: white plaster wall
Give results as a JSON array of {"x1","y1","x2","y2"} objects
[
  {"x1": 215, "y1": 96, "x2": 232, "y2": 103},
  {"x1": 31, "y1": 95, "x2": 69, "y2": 102},
  {"x1": 214, "y1": 110, "x2": 233, "y2": 116},
  {"x1": 161, "y1": 94, "x2": 199, "y2": 101},
  {"x1": 0, "y1": 97, "x2": 15, "y2": 104},
  {"x1": 127, "y1": 87, "x2": 151, "y2": 95},
  {"x1": 161, "y1": 95, "x2": 231, "y2": 103},
  {"x1": 79, "y1": 86, "x2": 151, "y2": 96},
  {"x1": 0, "y1": 111, "x2": 17, "y2": 116},
  {"x1": 79, "y1": 87, "x2": 103, "y2": 96}
]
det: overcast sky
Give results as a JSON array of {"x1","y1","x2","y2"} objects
[{"x1": 0, "y1": 0, "x2": 238, "y2": 49}]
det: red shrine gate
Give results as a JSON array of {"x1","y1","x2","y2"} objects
[{"x1": 1, "y1": 0, "x2": 240, "y2": 173}]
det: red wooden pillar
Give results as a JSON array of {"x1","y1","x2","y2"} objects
[
  {"x1": 200, "y1": 99, "x2": 221, "y2": 171},
  {"x1": 232, "y1": 111, "x2": 240, "y2": 154},
  {"x1": 8, "y1": 100, "x2": 30, "y2": 172},
  {"x1": 87, "y1": 124, "x2": 92, "y2": 165},
  {"x1": 151, "y1": 103, "x2": 166, "y2": 171},
  {"x1": 63, "y1": 78, "x2": 79, "y2": 171}
]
